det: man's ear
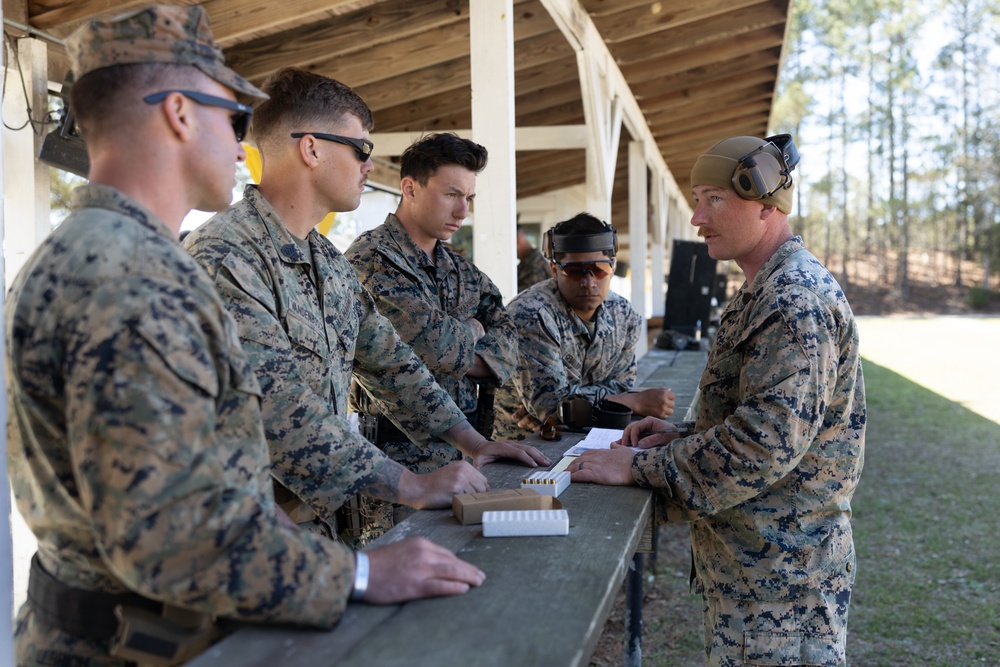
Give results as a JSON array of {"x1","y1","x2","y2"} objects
[
  {"x1": 400, "y1": 176, "x2": 417, "y2": 201},
  {"x1": 760, "y1": 203, "x2": 778, "y2": 220},
  {"x1": 160, "y1": 92, "x2": 194, "y2": 141},
  {"x1": 294, "y1": 134, "x2": 321, "y2": 168}
]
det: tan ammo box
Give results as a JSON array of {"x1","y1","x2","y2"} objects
[{"x1": 452, "y1": 488, "x2": 563, "y2": 525}]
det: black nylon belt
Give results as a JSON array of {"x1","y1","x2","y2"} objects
[{"x1": 28, "y1": 554, "x2": 161, "y2": 640}]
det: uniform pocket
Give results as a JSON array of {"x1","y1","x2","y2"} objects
[
  {"x1": 744, "y1": 631, "x2": 843, "y2": 666},
  {"x1": 285, "y1": 309, "x2": 329, "y2": 359},
  {"x1": 135, "y1": 309, "x2": 220, "y2": 398}
]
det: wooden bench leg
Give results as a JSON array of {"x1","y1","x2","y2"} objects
[{"x1": 624, "y1": 552, "x2": 643, "y2": 667}]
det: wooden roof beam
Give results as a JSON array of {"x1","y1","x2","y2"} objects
[
  {"x1": 651, "y1": 102, "x2": 772, "y2": 143},
  {"x1": 224, "y1": 0, "x2": 471, "y2": 82},
  {"x1": 590, "y1": 0, "x2": 774, "y2": 44},
  {"x1": 620, "y1": 29, "x2": 785, "y2": 81},
  {"x1": 636, "y1": 66, "x2": 777, "y2": 107},
  {"x1": 627, "y1": 50, "x2": 781, "y2": 95},
  {"x1": 610, "y1": 0, "x2": 789, "y2": 66}
]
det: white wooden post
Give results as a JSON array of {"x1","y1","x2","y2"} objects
[
  {"x1": 2, "y1": 11, "x2": 15, "y2": 666},
  {"x1": 469, "y1": 0, "x2": 517, "y2": 301},
  {"x1": 578, "y1": 51, "x2": 619, "y2": 222},
  {"x1": 3, "y1": 36, "x2": 50, "y2": 288},
  {"x1": 628, "y1": 141, "x2": 648, "y2": 357},
  {"x1": 650, "y1": 174, "x2": 667, "y2": 318}
]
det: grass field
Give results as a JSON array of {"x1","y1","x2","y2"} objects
[{"x1": 592, "y1": 316, "x2": 1000, "y2": 666}]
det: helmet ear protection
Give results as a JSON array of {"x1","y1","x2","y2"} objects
[
  {"x1": 542, "y1": 218, "x2": 618, "y2": 260},
  {"x1": 731, "y1": 134, "x2": 800, "y2": 201}
]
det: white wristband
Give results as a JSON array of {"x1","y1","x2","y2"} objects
[{"x1": 351, "y1": 551, "x2": 369, "y2": 601}]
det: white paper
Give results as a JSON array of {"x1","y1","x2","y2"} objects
[{"x1": 562, "y1": 427, "x2": 625, "y2": 457}]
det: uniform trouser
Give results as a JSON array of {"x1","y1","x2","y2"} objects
[
  {"x1": 15, "y1": 603, "x2": 134, "y2": 667},
  {"x1": 701, "y1": 554, "x2": 856, "y2": 667}
]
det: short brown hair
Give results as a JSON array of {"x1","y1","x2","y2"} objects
[
  {"x1": 70, "y1": 63, "x2": 198, "y2": 141},
  {"x1": 400, "y1": 133, "x2": 488, "y2": 186},
  {"x1": 250, "y1": 68, "x2": 373, "y2": 152}
]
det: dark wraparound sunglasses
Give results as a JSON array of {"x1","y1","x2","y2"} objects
[
  {"x1": 554, "y1": 260, "x2": 615, "y2": 280},
  {"x1": 290, "y1": 132, "x2": 374, "y2": 162},
  {"x1": 143, "y1": 90, "x2": 253, "y2": 142}
]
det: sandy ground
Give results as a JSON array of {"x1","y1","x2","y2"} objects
[{"x1": 8, "y1": 315, "x2": 1000, "y2": 619}]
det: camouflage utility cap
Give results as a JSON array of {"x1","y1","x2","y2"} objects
[{"x1": 66, "y1": 4, "x2": 265, "y2": 100}]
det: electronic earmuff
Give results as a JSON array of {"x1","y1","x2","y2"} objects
[
  {"x1": 731, "y1": 134, "x2": 800, "y2": 201},
  {"x1": 542, "y1": 218, "x2": 618, "y2": 260}
]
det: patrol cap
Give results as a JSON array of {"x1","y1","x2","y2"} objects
[
  {"x1": 65, "y1": 4, "x2": 266, "y2": 100},
  {"x1": 691, "y1": 135, "x2": 797, "y2": 214}
]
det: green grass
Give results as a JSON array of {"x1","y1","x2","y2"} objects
[
  {"x1": 592, "y1": 359, "x2": 1000, "y2": 666},
  {"x1": 848, "y1": 361, "x2": 1000, "y2": 666}
]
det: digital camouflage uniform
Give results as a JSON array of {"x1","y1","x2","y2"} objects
[
  {"x1": 184, "y1": 186, "x2": 468, "y2": 542},
  {"x1": 631, "y1": 237, "x2": 866, "y2": 667},
  {"x1": 345, "y1": 213, "x2": 517, "y2": 472},
  {"x1": 494, "y1": 279, "x2": 642, "y2": 440},
  {"x1": 517, "y1": 246, "x2": 550, "y2": 292},
  {"x1": 7, "y1": 185, "x2": 355, "y2": 666}
]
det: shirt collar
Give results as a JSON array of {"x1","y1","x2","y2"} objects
[
  {"x1": 384, "y1": 213, "x2": 456, "y2": 274},
  {"x1": 72, "y1": 184, "x2": 174, "y2": 240},
  {"x1": 244, "y1": 184, "x2": 314, "y2": 266}
]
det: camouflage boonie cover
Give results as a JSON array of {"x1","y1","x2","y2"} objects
[
  {"x1": 7, "y1": 185, "x2": 354, "y2": 663},
  {"x1": 346, "y1": 213, "x2": 517, "y2": 464},
  {"x1": 517, "y1": 246, "x2": 550, "y2": 293},
  {"x1": 631, "y1": 237, "x2": 866, "y2": 607},
  {"x1": 184, "y1": 186, "x2": 466, "y2": 523},
  {"x1": 494, "y1": 280, "x2": 641, "y2": 440}
]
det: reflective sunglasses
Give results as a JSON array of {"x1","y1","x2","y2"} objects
[
  {"x1": 554, "y1": 260, "x2": 615, "y2": 280},
  {"x1": 290, "y1": 132, "x2": 374, "y2": 162},
  {"x1": 143, "y1": 90, "x2": 253, "y2": 142}
]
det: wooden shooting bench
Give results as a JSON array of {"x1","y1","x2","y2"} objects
[{"x1": 187, "y1": 347, "x2": 707, "y2": 667}]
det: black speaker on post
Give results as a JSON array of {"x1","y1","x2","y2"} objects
[{"x1": 661, "y1": 240, "x2": 716, "y2": 345}]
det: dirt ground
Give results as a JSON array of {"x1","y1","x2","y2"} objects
[{"x1": 845, "y1": 281, "x2": 1000, "y2": 316}]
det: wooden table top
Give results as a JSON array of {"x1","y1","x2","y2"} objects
[{"x1": 187, "y1": 348, "x2": 707, "y2": 667}]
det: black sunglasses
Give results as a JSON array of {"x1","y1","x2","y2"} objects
[
  {"x1": 291, "y1": 132, "x2": 374, "y2": 162},
  {"x1": 554, "y1": 260, "x2": 615, "y2": 281},
  {"x1": 143, "y1": 90, "x2": 253, "y2": 142}
]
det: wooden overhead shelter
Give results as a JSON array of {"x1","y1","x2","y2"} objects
[
  {"x1": 0, "y1": 3, "x2": 791, "y2": 652},
  {"x1": 3, "y1": 0, "x2": 791, "y2": 302}
]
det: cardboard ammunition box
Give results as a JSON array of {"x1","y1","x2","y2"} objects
[{"x1": 453, "y1": 488, "x2": 563, "y2": 525}]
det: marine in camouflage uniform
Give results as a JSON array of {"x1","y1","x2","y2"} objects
[
  {"x1": 346, "y1": 211, "x2": 517, "y2": 473},
  {"x1": 7, "y1": 184, "x2": 355, "y2": 664},
  {"x1": 185, "y1": 186, "x2": 469, "y2": 541},
  {"x1": 497, "y1": 213, "x2": 674, "y2": 439},
  {"x1": 633, "y1": 235, "x2": 864, "y2": 666},
  {"x1": 494, "y1": 279, "x2": 641, "y2": 440},
  {"x1": 569, "y1": 136, "x2": 865, "y2": 667},
  {"x1": 6, "y1": 9, "x2": 468, "y2": 665}
]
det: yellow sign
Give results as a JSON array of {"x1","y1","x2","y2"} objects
[{"x1": 242, "y1": 142, "x2": 336, "y2": 235}]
